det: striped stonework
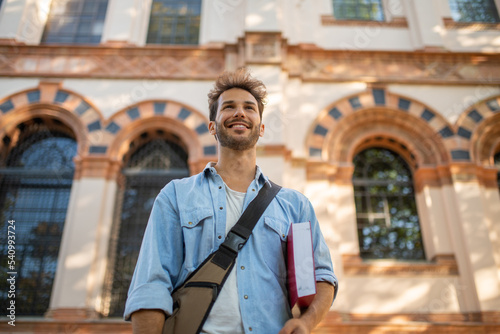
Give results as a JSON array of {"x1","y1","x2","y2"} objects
[
  {"x1": 456, "y1": 95, "x2": 500, "y2": 165},
  {"x1": 307, "y1": 88, "x2": 452, "y2": 164},
  {"x1": 0, "y1": 82, "x2": 101, "y2": 155},
  {"x1": 104, "y1": 100, "x2": 217, "y2": 167},
  {"x1": 0, "y1": 85, "x2": 216, "y2": 178}
]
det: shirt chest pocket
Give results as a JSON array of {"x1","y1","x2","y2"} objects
[
  {"x1": 180, "y1": 208, "x2": 214, "y2": 270},
  {"x1": 261, "y1": 216, "x2": 288, "y2": 280}
]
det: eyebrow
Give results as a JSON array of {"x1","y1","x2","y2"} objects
[{"x1": 221, "y1": 100, "x2": 257, "y2": 106}]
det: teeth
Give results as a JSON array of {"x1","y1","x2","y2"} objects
[{"x1": 231, "y1": 125, "x2": 247, "y2": 129}]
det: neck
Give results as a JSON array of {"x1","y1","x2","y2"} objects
[{"x1": 214, "y1": 146, "x2": 257, "y2": 192}]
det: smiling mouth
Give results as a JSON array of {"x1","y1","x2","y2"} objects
[{"x1": 227, "y1": 122, "x2": 251, "y2": 129}]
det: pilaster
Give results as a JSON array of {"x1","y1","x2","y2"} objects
[{"x1": 48, "y1": 156, "x2": 119, "y2": 318}]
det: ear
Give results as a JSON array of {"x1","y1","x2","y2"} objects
[
  {"x1": 208, "y1": 121, "x2": 216, "y2": 135},
  {"x1": 259, "y1": 123, "x2": 265, "y2": 137}
]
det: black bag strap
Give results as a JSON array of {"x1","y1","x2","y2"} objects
[{"x1": 211, "y1": 180, "x2": 281, "y2": 269}]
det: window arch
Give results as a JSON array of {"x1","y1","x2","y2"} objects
[
  {"x1": 102, "y1": 131, "x2": 189, "y2": 317},
  {"x1": 353, "y1": 147, "x2": 425, "y2": 260},
  {"x1": 0, "y1": 117, "x2": 77, "y2": 315}
]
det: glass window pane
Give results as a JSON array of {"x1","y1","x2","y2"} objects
[
  {"x1": 449, "y1": 0, "x2": 500, "y2": 23},
  {"x1": 102, "y1": 137, "x2": 189, "y2": 317},
  {"x1": 353, "y1": 147, "x2": 425, "y2": 260},
  {"x1": 0, "y1": 120, "x2": 76, "y2": 315},
  {"x1": 146, "y1": 0, "x2": 201, "y2": 45},
  {"x1": 41, "y1": 0, "x2": 109, "y2": 44},
  {"x1": 333, "y1": 0, "x2": 385, "y2": 21}
]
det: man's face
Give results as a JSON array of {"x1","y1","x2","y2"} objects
[{"x1": 209, "y1": 88, "x2": 264, "y2": 150}]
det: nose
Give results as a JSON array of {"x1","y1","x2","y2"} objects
[{"x1": 232, "y1": 105, "x2": 245, "y2": 117}]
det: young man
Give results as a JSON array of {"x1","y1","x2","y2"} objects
[{"x1": 125, "y1": 68, "x2": 338, "y2": 334}]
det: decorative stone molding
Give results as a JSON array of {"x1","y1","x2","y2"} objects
[
  {"x1": 45, "y1": 307, "x2": 100, "y2": 321},
  {"x1": 3, "y1": 39, "x2": 499, "y2": 85},
  {"x1": 413, "y1": 166, "x2": 453, "y2": 192},
  {"x1": 0, "y1": 43, "x2": 225, "y2": 79},
  {"x1": 321, "y1": 15, "x2": 408, "y2": 28},
  {"x1": 443, "y1": 17, "x2": 500, "y2": 31},
  {"x1": 320, "y1": 310, "x2": 500, "y2": 325},
  {"x1": 256, "y1": 144, "x2": 291, "y2": 159},
  {"x1": 342, "y1": 253, "x2": 459, "y2": 276},
  {"x1": 74, "y1": 156, "x2": 122, "y2": 180},
  {"x1": 448, "y1": 162, "x2": 499, "y2": 188},
  {"x1": 285, "y1": 46, "x2": 500, "y2": 85},
  {"x1": 242, "y1": 32, "x2": 284, "y2": 64}
]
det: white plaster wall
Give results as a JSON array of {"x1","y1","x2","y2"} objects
[
  {"x1": 0, "y1": 78, "x2": 40, "y2": 98},
  {"x1": 284, "y1": 82, "x2": 368, "y2": 157},
  {"x1": 89, "y1": 180, "x2": 117, "y2": 313},
  {"x1": 417, "y1": 187, "x2": 453, "y2": 257},
  {"x1": 0, "y1": 0, "x2": 49, "y2": 44},
  {"x1": 101, "y1": 0, "x2": 151, "y2": 46},
  {"x1": 50, "y1": 177, "x2": 117, "y2": 309},
  {"x1": 480, "y1": 187, "x2": 500, "y2": 280},
  {"x1": 442, "y1": 30, "x2": 500, "y2": 53},
  {"x1": 200, "y1": 0, "x2": 245, "y2": 44},
  {"x1": 61, "y1": 79, "x2": 214, "y2": 119},
  {"x1": 316, "y1": 26, "x2": 414, "y2": 51},
  {"x1": 245, "y1": 0, "x2": 281, "y2": 32},
  {"x1": 453, "y1": 181, "x2": 500, "y2": 311},
  {"x1": 387, "y1": 84, "x2": 500, "y2": 124},
  {"x1": 249, "y1": 65, "x2": 285, "y2": 145},
  {"x1": 256, "y1": 155, "x2": 286, "y2": 185},
  {"x1": 335, "y1": 276, "x2": 462, "y2": 313}
]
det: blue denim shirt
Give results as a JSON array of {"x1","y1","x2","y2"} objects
[{"x1": 124, "y1": 164, "x2": 338, "y2": 333}]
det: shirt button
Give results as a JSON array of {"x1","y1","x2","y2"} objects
[
  {"x1": 249, "y1": 327, "x2": 253, "y2": 331},
  {"x1": 244, "y1": 295, "x2": 248, "y2": 299},
  {"x1": 282, "y1": 234, "x2": 285, "y2": 238},
  {"x1": 219, "y1": 207, "x2": 223, "y2": 210},
  {"x1": 218, "y1": 235, "x2": 222, "y2": 239},
  {"x1": 219, "y1": 186, "x2": 222, "y2": 189},
  {"x1": 252, "y1": 189, "x2": 255, "y2": 192},
  {"x1": 188, "y1": 222, "x2": 193, "y2": 225},
  {"x1": 240, "y1": 266, "x2": 245, "y2": 270}
]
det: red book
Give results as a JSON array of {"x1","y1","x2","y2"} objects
[{"x1": 287, "y1": 221, "x2": 316, "y2": 308}]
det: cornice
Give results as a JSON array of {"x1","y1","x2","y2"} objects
[{"x1": 0, "y1": 39, "x2": 499, "y2": 85}]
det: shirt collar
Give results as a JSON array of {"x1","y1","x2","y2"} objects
[{"x1": 203, "y1": 162, "x2": 268, "y2": 186}]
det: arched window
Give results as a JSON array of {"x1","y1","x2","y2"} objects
[
  {"x1": 0, "y1": 118, "x2": 77, "y2": 315},
  {"x1": 103, "y1": 132, "x2": 189, "y2": 317},
  {"x1": 353, "y1": 148, "x2": 425, "y2": 260}
]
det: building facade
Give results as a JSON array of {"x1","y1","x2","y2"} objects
[{"x1": 0, "y1": 0, "x2": 500, "y2": 333}]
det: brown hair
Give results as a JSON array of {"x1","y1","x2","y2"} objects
[{"x1": 207, "y1": 67, "x2": 267, "y2": 121}]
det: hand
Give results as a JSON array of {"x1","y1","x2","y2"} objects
[{"x1": 278, "y1": 318, "x2": 310, "y2": 334}]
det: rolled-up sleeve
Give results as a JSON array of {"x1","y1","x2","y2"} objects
[{"x1": 124, "y1": 184, "x2": 184, "y2": 320}]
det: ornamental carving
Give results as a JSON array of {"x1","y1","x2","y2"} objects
[
  {"x1": 0, "y1": 44, "x2": 225, "y2": 79},
  {"x1": 285, "y1": 48, "x2": 500, "y2": 84}
]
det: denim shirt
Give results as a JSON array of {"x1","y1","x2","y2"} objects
[{"x1": 124, "y1": 164, "x2": 338, "y2": 333}]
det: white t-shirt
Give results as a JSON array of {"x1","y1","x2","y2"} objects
[{"x1": 201, "y1": 185, "x2": 246, "y2": 334}]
